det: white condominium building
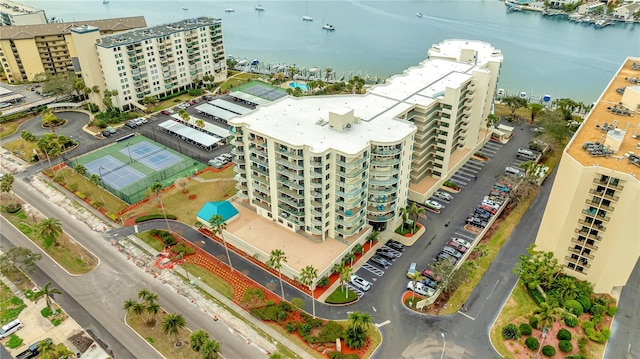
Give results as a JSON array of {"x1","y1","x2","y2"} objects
[
  {"x1": 534, "y1": 58, "x2": 640, "y2": 296},
  {"x1": 72, "y1": 17, "x2": 227, "y2": 110},
  {"x1": 229, "y1": 39, "x2": 503, "y2": 240},
  {"x1": 0, "y1": 0, "x2": 47, "y2": 26}
]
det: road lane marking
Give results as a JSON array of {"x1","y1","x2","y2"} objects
[
  {"x1": 457, "y1": 311, "x2": 475, "y2": 320},
  {"x1": 375, "y1": 320, "x2": 391, "y2": 328}
]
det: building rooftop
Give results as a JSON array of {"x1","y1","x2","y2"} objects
[
  {"x1": 97, "y1": 17, "x2": 220, "y2": 48},
  {"x1": 0, "y1": 0, "x2": 42, "y2": 15},
  {"x1": 0, "y1": 16, "x2": 146, "y2": 40},
  {"x1": 428, "y1": 39, "x2": 504, "y2": 67},
  {"x1": 566, "y1": 57, "x2": 640, "y2": 177}
]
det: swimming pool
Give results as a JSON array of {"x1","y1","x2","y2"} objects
[{"x1": 289, "y1": 82, "x2": 309, "y2": 91}]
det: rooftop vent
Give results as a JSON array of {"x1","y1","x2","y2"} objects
[{"x1": 582, "y1": 141, "x2": 613, "y2": 157}]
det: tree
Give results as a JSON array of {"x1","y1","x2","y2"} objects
[
  {"x1": 288, "y1": 65, "x2": 297, "y2": 80},
  {"x1": 123, "y1": 298, "x2": 140, "y2": 314},
  {"x1": 149, "y1": 181, "x2": 171, "y2": 232},
  {"x1": 138, "y1": 288, "x2": 159, "y2": 304},
  {"x1": 42, "y1": 112, "x2": 60, "y2": 135},
  {"x1": 534, "y1": 302, "x2": 561, "y2": 330},
  {"x1": 33, "y1": 282, "x2": 62, "y2": 311},
  {"x1": 200, "y1": 339, "x2": 221, "y2": 359},
  {"x1": 0, "y1": 247, "x2": 42, "y2": 276},
  {"x1": 299, "y1": 265, "x2": 318, "y2": 318},
  {"x1": 399, "y1": 207, "x2": 408, "y2": 230},
  {"x1": 266, "y1": 249, "x2": 288, "y2": 299},
  {"x1": 174, "y1": 177, "x2": 189, "y2": 193},
  {"x1": 324, "y1": 67, "x2": 333, "y2": 81},
  {"x1": 37, "y1": 217, "x2": 62, "y2": 247},
  {"x1": 550, "y1": 275, "x2": 580, "y2": 302},
  {"x1": 0, "y1": 172, "x2": 18, "y2": 210},
  {"x1": 513, "y1": 244, "x2": 563, "y2": 291},
  {"x1": 345, "y1": 311, "x2": 371, "y2": 350},
  {"x1": 74, "y1": 164, "x2": 87, "y2": 177},
  {"x1": 528, "y1": 103, "x2": 544, "y2": 123},
  {"x1": 431, "y1": 257, "x2": 472, "y2": 294},
  {"x1": 407, "y1": 202, "x2": 426, "y2": 233},
  {"x1": 339, "y1": 266, "x2": 353, "y2": 298},
  {"x1": 88, "y1": 173, "x2": 107, "y2": 207},
  {"x1": 485, "y1": 113, "x2": 498, "y2": 140},
  {"x1": 38, "y1": 72, "x2": 76, "y2": 98},
  {"x1": 407, "y1": 271, "x2": 426, "y2": 300},
  {"x1": 538, "y1": 110, "x2": 573, "y2": 147},
  {"x1": 502, "y1": 96, "x2": 528, "y2": 122},
  {"x1": 162, "y1": 313, "x2": 187, "y2": 345},
  {"x1": 178, "y1": 109, "x2": 190, "y2": 123},
  {"x1": 348, "y1": 311, "x2": 372, "y2": 331},
  {"x1": 366, "y1": 230, "x2": 379, "y2": 248},
  {"x1": 189, "y1": 329, "x2": 209, "y2": 352},
  {"x1": 195, "y1": 119, "x2": 205, "y2": 128},
  {"x1": 343, "y1": 252, "x2": 355, "y2": 267},
  {"x1": 209, "y1": 214, "x2": 233, "y2": 272}
]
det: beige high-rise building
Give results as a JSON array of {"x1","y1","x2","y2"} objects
[
  {"x1": 0, "y1": 17, "x2": 146, "y2": 83},
  {"x1": 534, "y1": 58, "x2": 640, "y2": 296},
  {"x1": 0, "y1": 0, "x2": 47, "y2": 26},
  {"x1": 88, "y1": 17, "x2": 227, "y2": 110},
  {"x1": 229, "y1": 40, "x2": 503, "y2": 241}
]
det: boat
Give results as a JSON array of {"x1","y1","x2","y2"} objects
[
  {"x1": 416, "y1": 12, "x2": 424, "y2": 17},
  {"x1": 225, "y1": 8, "x2": 235, "y2": 12},
  {"x1": 519, "y1": 91, "x2": 527, "y2": 99},
  {"x1": 322, "y1": 24, "x2": 335, "y2": 31},
  {"x1": 255, "y1": 4, "x2": 265, "y2": 11},
  {"x1": 302, "y1": 0, "x2": 313, "y2": 21},
  {"x1": 102, "y1": 0, "x2": 109, "y2": 4},
  {"x1": 303, "y1": 15, "x2": 313, "y2": 21},
  {"x1": 182, "y1": 7, "x2": 188, "y2": 10}
]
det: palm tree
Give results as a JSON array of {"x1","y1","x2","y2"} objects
[
  {"x1": 266, "y1": 249, "x2": 288, "y2": 299},
  {"x1": 74, "y1": 163, "x2": 87, "y2": 176},
  {"x1": 33, "y1": 282, "x2": 62, "y2": 312},
  {"x1": 162, "y1": 313, "x2": 186, "y2": 345},
  {"x1": 200, "y1": 339, "x2": 221, "y2": 359},
  {"x1": 485, "y1": 114, "x2": 498, "y2": 141},
  {"x1": 407, "y1": 272, "x2": 426, "y2": 300},
  {"x1": 299, "y1": 265, "x2": 318, "y2": 318},
  {"x1": 189, "y1": 330, "x2": 209, "y2": 352},
  {"x1": 534, "y1": 302, "x2": 560, "y2": 330},
  {"x1": 0, "y1": 172, "x2": 17, "y2": 209},
  {"x1": 138, "y1": 288, "x2": 158, "y2": 304},
  {"x1": 149, "y1": 181, "x2": 171, "y2": 232},
  {"x1": 324, "y1": 67, "x2": 333, "y2": 81},
  {"x1": 37, "y1": 217, "x2": 62, "y2": 247},
  {"x1": 288, "y1": 65, "x2": 297, "y2": 80},
  {"x1": 145, "y1": 302, "x2": 160, "y2": 325},
  {"x1": 178, "y1": 109, "x2": 190, "y2": 123},
  {"x1": 345, "y1": 311, "x2": 371, "y2": 350},
  {"x1": 399, "y1": 207, "x2": 409, "y2": 231},
  {"x1": 348, "y1": 311, "x2": 372, "y2": 331},
  {"x1": 528, "y1": 103, "x2": 544, "y2": 124},
  {"x1": 209, "y1": 214, "x2": 233, "y2": 272},
  {"x1": 366, "y1": 230, "x2": 379, "y2": 249},
  {"x1": 123, "y1": 298, "x2": 137, "y2": 313},
  {"x1": 195, "y1": 119, "x2": 205, "y2": 128},
  {"x1": 89, "y1": 173, "x2": 107, "y2": 208},
  {"x1": 343, "y1": 252, "x2": 355, "y2": 267},
  {"x1": 42, "y1": 112, "x2": 59, "y2": 135},
  {"x1": 339, "y1": 265, "x2": 353, "y2": 298},
  {"x1": 407, "y1": 202, "x2": 426, "y2": 234}
]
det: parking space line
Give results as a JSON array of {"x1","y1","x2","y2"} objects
[
  {"x1": 362, "y1": 263, "x2": 384, "y2": 277},
  {"x1": 480, "y1": 147, "x2": 497, "y2": 154},
  {"x1": 477, "y1": 152, "x2": 494, "y2": 158},
  {"x1": 454, "y1": 232, "x2": 476, "y2": 241}
]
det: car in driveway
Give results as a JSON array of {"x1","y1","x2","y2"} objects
[
  {"x1": 447, "y1": 241, "x2": 467, "y2": 253},
  {"x1": 434, "y1": 190, "x2": 453, "y2": 201},
  {"x1": 376, "y1": 248, "x2": 400, "y2": 259},
  {"x1": 406, "y1": 281, "x2": 435, "y2": 297},
  {"x1": 350, "y1": 275, "x2": 372, "y2": 291},
  {"x1": 451, "y1": 237, "x2": 471, "y2": 249},
  {"x1": 424, "y1": 200, "x2": 444, "y2": 210},
  {"x1": 369, "y1": 255, "x2": 391, "y2": 269}
]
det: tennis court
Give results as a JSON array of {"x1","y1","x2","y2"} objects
[
  {"x1": 235, "y1": 81, "x2": 287, "y2": 101},
  {"x1": 120, "y1": 141, "x2": 182, "y2": 171},
  {"x1": 70, "y1": 135, "x2": 206, "y2": 204}
]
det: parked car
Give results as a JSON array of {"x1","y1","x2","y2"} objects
[
  {"x1": 451, "y1": 237, "x2": 471, "y2": 249},
  {"x1": 101, "y1": 130, "x2": 111, "y2": 137},
  {"x1": 125, "y1": 120, "x2": 138, "y2": 129},
  {"x1": 188, "y1": 100, "x2": 196, "y2": 105},
  {"x1": 424, "y1": 200, "x2": 443, "y2": 210},
  {"x1": 442, "y1": 246, "x2": 462, "y2": 259},
  {"x1": 447, "y1": 241, "x2": 467, "y2": 253},
  {"x1": 203, "y1": 95, "x2": 214, "y2": 101},
  {"x1": 16, "y1": 338, "x2": 53, "y2": 359},
  {"x1": 350, "y1": 275, "x2": 372, "y2": 291},
  {"x1": 369, "y1": 255, "x2": 391, "y2": 269},
  {"x1": 407, "y1": 262, "x2": 418, "y2": 278},
  {"x1": 376, "y1": 248, "x2": 400, "y2": 259},
  {"x1": 423, "y1": 278, "x2": 438, "y2": 290},
  {"x1": 161, "y1": 109, "x2": 173, "y2": 115},
  {"x1": 436, "y1": 251, "x2": 455, "y2": 262},
  {"x1": 479, "y1": 204, "x2": 497, "y2": 215},
  {"x1": 133, "y1": 117, "x2": 146, "y2": 126},
  {"x1": 422, "y1": 268, "x2": 442, "y2": 282},
  {"x1": 0, "y1": 319, "x2": 24, "y2": 339},
  {"x1": 407, "y1": 281, "x2": 435, "y2": 297},
  {"x1": 434, "y1": 190, "x2": 453, "y2": 201},
  {"x1": 386, "y1": 240, "x2": 405, "y2": 251}
]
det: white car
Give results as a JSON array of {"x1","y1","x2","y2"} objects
[
  {"x1": 424, "y1": 200, "x2": 443, "y2": 210},
  {"x1": 434, "y1": 190, "x2": 453, "y2": 201},
  {"x1": 350, "y1": 275, "x2": 372, "y2": 292},
  {"x1": 451, "y1": 237, "x2": 471, "y2": 249},
  {"x1": 406, "y1": 281, "x2": 435, "y2": 297}
]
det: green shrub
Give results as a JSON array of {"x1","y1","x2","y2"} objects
[
  {"x1": 582, "y1": 321, "x2": 610, "y2": 343},
  {"x1": 158, "y1": 89, "x2": 188, "y2": 101},
  {"x1": 526, "y1": 286, "x2": 546, "y2": 306},
  {"x1": 278, "y1": 301, "x2": 292, "y2": 313},
  {"x1": 135, "y1": 214, "x2": 177, "y2": 223},
  {"x1": 107, "y1": 213, "x2": 118, "y2": 221},
  {"x1": 607, "y1": 305, "x2": 618, "y2": 316},
  {"x1": 519, "y1": 323, "x2": 532, "y2": 336},
  {"x1": 529, "y1": 315, "x2": 539, "y2": 329},
  {"x1": 590, "y1": 303, "x2": 605, "y2": 317},
  {"x1": 525, "y1": 336, "x2": 540, "y2": 351},
  {"x1": 557, "y1": 328, "x2": 572, "y2": 341},
  {"x1": 75, "y1": 191, "x2": 86, "y2": 199},
  {"x1": 327, "y1": 352, "x2": 360, "y2": 359},
  {"x1": 564, "y1": 314, "x2": 579, "y2": 328},
  {"x1": 6, "y1": 335, "x2": 23, "y2": 349},
  {"x1": 317, "y1": 276, "x2": 329, "y2": 287},
  {"x1": 577, "y1": 336, "x2": 588, "y2": 352},
  {"x1": 558, "y1": 340, "x2": 573, "y2": 352},
  {"x1": 564, "y1": 299, "x2": 584, "y2": 316},
  {"x1": 41, "y1": 307, "x2": 53, "y2": 317},
  {"x1": 276, "y1": 310, "x2": 287, "y2": 322},
  {"x1": 576, "y1": 294, "x2": 591, "y2": 312},
  {"x1": 250, "y1": 304, "x2": 281, "y2": 321},
  {"x1": 566, "y1": 355, "x2": 587, "y2": 359},
  {"x1": 297, "y1": 322, "x2": 311, "y2": 336},
  {"x1": 542, "y1": 345, "x2": 556, "y2": 357},
  {"x1": 0, "y1": 111, "x2": 29, "y2": 123},
  {"x1": 501, "y1": 323, "x2": 520, "y2": 340},
  {"x1": 443, "y1": 180, "x2": 460, "y2": 189},
  {"x1": 285, "y1": 321, "x2": 295, "y2": 333}
]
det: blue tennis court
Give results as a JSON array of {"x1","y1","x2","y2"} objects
[
  {"x1": 120, "y1": 142, "x2": 182, "y2": 171},
  {"x1": 84, "y1": 155, "x2": 146, "y2": 190}
]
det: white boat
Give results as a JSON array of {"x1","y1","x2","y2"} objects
[
  {"x1": 303, "y1": 15, "x2": 313, "y2": 21},
  {"x1": 302, "y1": 0, "x2": 313, "y2": 21},
  {"x1": 225, "y1": 8, "x2": 235, "y2": 12},
  {"x1": 255, "y1": 4, "x2": 265, "y2": 11},
  {"x1": 416, "y1": 12, "x2": 424, "y2": 17},
  {"x1": 322, "y1": 24, "x2": 335, "y2": 30},
  {"x1": 519, "y1": 91, "x2": 527, "y2": 99}
]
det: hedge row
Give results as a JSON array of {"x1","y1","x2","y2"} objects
[{"x1": 135, "y1": 214, "x2": 177, "y2": 223}]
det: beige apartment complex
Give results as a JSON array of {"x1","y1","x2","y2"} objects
[
  {"x1": 535, "y1": 58, "x2": 640, "y2": 296},
  {"x1": 0, "y1": 17, "x2": 146, "y2": 83},
  {"x1": 0, "y1": 0, "x2": 46, "y2": 26},
  {"x1": 72, "y1": 17, "x2": 227, "y2": 110},
  {"x1": 228, "y1": 40, "x2": 503, "y2": 248}
]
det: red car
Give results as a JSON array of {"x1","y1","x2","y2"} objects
[
  {"x1": 447, "y1": 241, "x2": 467, "y2": 253},
  {"x1": 161, "y1": 110, "x2": 171, "y2": 115},
  {"x1": 422, "y1": 269, "x2": 442, "y2": 282}
]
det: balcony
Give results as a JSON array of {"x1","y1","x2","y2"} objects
[
  {"x1": 337, "y1": 165, "x2": 368, "y2": 178},
  {"x1": 369, "y1": 186, "x2": 398, "y2": 195},
  {"x1": 367, "y1": 203, "x2": 394, "y2": 213},
  {"x1": 309, "y1": 170, "x2": 323, "y2": 178},
  {"x1": 252, "y1": 189, "x2": 270, "y2": 201},
  {"x1": 573, "y1": 228, "x2": 602, "y2": 241},
  {"x1": 369, "y1": 166, "x2": 400, "y2": 177},
  {"x1": 581, "y1": 209, "x2": 610, "y2": 222},
  {"x1": 336, "y1": 156, "x2": 368, "y2": 168},
  {"x1": 336, "y1": 212, "x2": 365, "y2": 227},
  {"x1": 253, "y1": 175, "x2": 270, "y2": 187},
  {"x1": 577, "y1": 220, "x2": 606, "y2": 232},
  {"x1": 368, "y1": 193, "x2": 396, "y2": 204},
  {"x1": 236, "y1": 191, "x2": 249, "y2": 199},
  {"x1": 588, "y1": 189, "x2": 619, "y2": 201},
  {"x1": 372, "y1": 147, "x2": 402, "y2": 156},
  {"x1": 276, "y1": 176, "x2": 304, "y2": 190},
  {"x1": 369, "y1": 176, "x2": 399, "y2": 186},
  {"x1": 252, "y1": 199, "x2": 271, "y2": 212},
  {"x1": 366, "y1": 212, "x2": 394, "y2": 222},
  {"x1": 277, "y1": 185, "x2": 303, "y2": 199},
  {"x1": 275, "y1": 147, "x2": 304, "y2": 159},
  {"x1": 250, "y1": 164, "x2": 269, "y2": 177},
  {"x1": 371, "y1": 156, "x2": 401, "y2": 166},
  {"x1": 278, "y1": 203, "x2": 304, "y2": 217},
  {"x1": 252, "y1": 181, "x2": 269, "y2": 195},
  {"x1": 278, "y1": 194, "x2": 304, "y2": 208},
  {"x1": 592, "y1": 178, "x2": 624, "y2": 191},
  {"x1": 335, "y1": 225, "x2": 361, "y2": 237},
  {"x1": 336, "y1": 186, "x2": 366, "y2": 199},
  {"x1": 248, "y1": 144, "x2": 267, "y2": 156},
  {"x1": 275, "y1": 157, "x2": 304, "y2": 170},
  {"x1": 337, "y1": 205, "x2": 363, "y2": 217},
  {"x1": 571, "y1": 237, "x2": 598, "y2": 250}
]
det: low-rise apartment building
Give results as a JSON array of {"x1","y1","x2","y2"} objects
[
  {"x1": 534, "y1": 58, "x2": 640, "y2": 296},
  {"x1": 0, "y1": 17, "x2": 146, "y2": 83}
]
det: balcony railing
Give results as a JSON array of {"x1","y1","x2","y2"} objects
[
  {"x1": 371, "y1": 157, "x2": 401, "y2": 166},
  {"x1": 366, "y1": 212, "x2": 394, "y2": 222},
  {"x1": 371, "y1": 147, "x2": 402, "y2": 156},
  {"x1": 277, "y1": 185, "x2": 303, "y2": 199},
  {"x1": 369, "y1": 176, "x2": 399, "y2": 186},
  {"x1": 276, "y1": 176, "x2": 304, "y2": 190},
  {"x1": 278, "y1": 194, "x2": 304, "y2": 208},
  {"x1": 336, "y1": 156, "x2": 368, "y2": 168}
]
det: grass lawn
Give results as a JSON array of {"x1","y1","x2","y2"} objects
[
  {"x1": 0, "y1": 115, "x2": 32, "y2": 139},
  {"x1": 136, "y1": 231, "x2": 165, "y2": 252},
  {"x1": 126, "y1": 311, "x2": 202, "y2": 359},
  {"x1": 0, "y1": 282, "x2": 27, "y2": 326},
  {"x1": 196, "y1": 166, "x2": 234, "y2": 180},
  {"x1": 1, "y1": 210, "x2": 99, "y2": 275},
  {"x1": 123, "y1": 175, "x2": 235, "y2": 225},
  {"x1": 489, "y1": 281, "x2": 538, "y2": 359},
  {"x1": 325, "y1": 286, "x2": 358, "y2": 304},
  {"x1": 495, "y1": 103, "x2": 532, "y2": 122},
  {"x1": 150, "y1": 94, "x2": 198, "y2": 113},
  {"x1": 2, "y1": 268, "x2": 34, "y2": 293},
  {"x1": 183, "y1": 263, "x2": 234, "y2": 300},
  {"x1": 2, "y1": 138, "x2": 39, "y2": 162},
  {"x1": 56, "y1": 168, "x2": 128, "y2": 215}
]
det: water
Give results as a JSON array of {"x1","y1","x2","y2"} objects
[{"x1": 27, "y1": 0, "x2": 638, "y2": 103}]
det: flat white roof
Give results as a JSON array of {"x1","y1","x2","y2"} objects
[
  {"x1": 428, "y1": 39, "x2": 504, "y2": 67},
  {"x1": 158, "y1": 120, "x2": 220, "y2": 147},
  {"x1": 231, "y1": 94, "x2": 416, "y2": 154},
  {"x1": 170, "y1": 114, "x2": 230, "y2": 138},
  {"x1": 209, "y1": 99, "x2": 252, "y2": 115},
  {"x1": 194, "y1": 103, "x2": 239, "y2": 121},
  {"x1": 228, "y1": 91, "x2": 272, "y2": 106}
]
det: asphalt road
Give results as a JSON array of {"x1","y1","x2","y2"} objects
[
  {"x1": 605, "y1": 259, "x2": 640, "y2": 359},
  {"x1": 3, "y1": 175, "x2": 268, "y2": 359}
]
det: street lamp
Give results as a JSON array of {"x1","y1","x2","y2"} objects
[
  {"x1": 98, "y1": 165, "x2": 106, "y2": 186},
  {"x1": 440, "y1": 333, "x2": 446, "y2": 359}
]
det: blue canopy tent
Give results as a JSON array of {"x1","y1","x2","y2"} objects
[{"x1": 196, "y1": 201, "x2": 239, "y2": 225}]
